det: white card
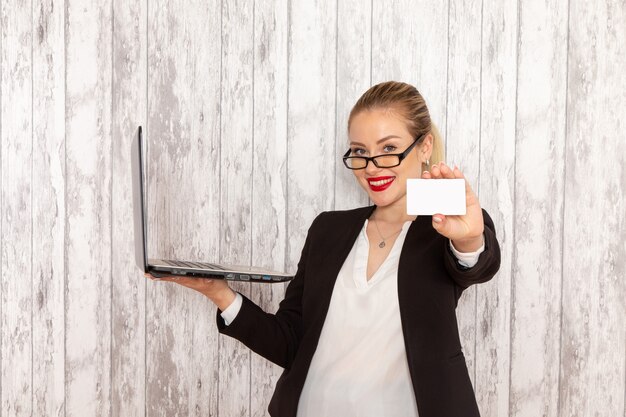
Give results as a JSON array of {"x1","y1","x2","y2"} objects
[{"x1": 406, "y1": 179, "x2": 466, "y2": 215}]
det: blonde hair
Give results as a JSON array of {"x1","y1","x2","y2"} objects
[{"x1": 348, "y1": 81, "x2": 444, "y2": 169}]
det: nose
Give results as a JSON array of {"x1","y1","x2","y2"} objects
[{"x1": 364, "y1": 159, "x2": 381, "y2": 175}]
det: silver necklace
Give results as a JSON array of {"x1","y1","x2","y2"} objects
[{"x1": 372, "y1": 218, "x2": 403, "y2": 248}]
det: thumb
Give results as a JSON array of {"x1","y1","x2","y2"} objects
[{"x1": 432, "y1": 214, "x2": 446, "y2": 231}]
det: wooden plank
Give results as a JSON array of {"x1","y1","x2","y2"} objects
[
  {"x1": 509, "y1": 0, "x2": 568, "y2": 416},
  {"x1": 474, "y1": 0, "x2": 517, "y2": 415},
  {"x1": 179, "y1": 4, "x2": 222, "y2": 414},
  {"x1": 145, "y1": 0, "x2": 222, "y2": 415},
  {"x1": 559, "y1": 0, "x2": 626, "y2": 415},
  {"x1": 0, "y1": 0, "x2": 33, "y2": 415},
  {"x1": 371, "y1": 0, "x2": 448, "y2": 128},
  {"x1": 183, "y1": 2, "x2": 222, "y2": 409},
  {"x1": 217, "y1": 0, "x2": 254, "y2": 414},
  {"x1": 287, "y1": 0, "x2": 337, "y2": 267},
  {"x1": 64, "y1": 0, "x2": 112, "y2": 415},
  {"x1": 31, "y1": 0, "x2": 66, "y2": 415},
  {"x1": 335, "y1": 0, "x2": 371, "y2": 210},
  {"x1": 282, "y1": 0, "x2": 338, "y2": 403},
  {"x1": 249, "y1": 2, "x2": 289, "y2": 416},
  {"x1": 446, "y1": 0, "x2": 482, "y2": 386},
  {"x1": 111, "y1": 0, "x2": 147, "y2": 415}
]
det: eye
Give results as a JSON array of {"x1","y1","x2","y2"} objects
[
  {"x1": 383, "y1": 144, "x2": 397, "y2": 153},
  {"x1": 351, "y1": 147, "x2": 367, "y2": 156}
]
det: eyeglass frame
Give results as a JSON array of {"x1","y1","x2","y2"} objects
[{"x1": 342, "y1": 133, "x2": 427, "y2": 170}]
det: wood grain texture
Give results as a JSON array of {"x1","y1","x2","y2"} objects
[
  {"x1": 218, "y1": 0, "x2": 254, "y2": 415},
  {"x1": 287, "y1": 0, "x2": 337, "y2": 266},
  {"x1": 249, "y1": 2, "x2": 289, "y2": 416},
  {"x1": 371, "y1": 0, "x2": 448, "y2": 130},
  {"x1": 0, "y1": 2, "x2": 624, "y2": 416},
  {"x1": 371, "y1": 0, "x2": 422, "y2": 84},
  {"x1": 560, "y1": 0, "x2": 626, "y2": 415},
  {"x1": 445, "y1": 0, "x2": 482, "y2": 387},
  {"x1": 1, "y1": 0, "x2": 32, "y2": 415},
  {"x1": 146, "y1": 0, "x2": 221, "y2": 415},
  {"x1": 335, "y1": 0, "x2": 371, "y2": 211},
  {"x1": 509, "y1": 1, "x2": 567, "y2": 416},
  {"x1": 111, "y1": 0, "x2": 147, "y2": 416},
  {"x1": 474, "y1": 0, "x2": 517, "y2": 415},
  {"x1": 64, "y1": 0, "x2": 112, "y2": 415},
  {"x1": 177, "y1": 1, "x2": 222, "y2": 415},
  {"x1": 31, "y1": 0, "x2": 66, "y2": 415}
]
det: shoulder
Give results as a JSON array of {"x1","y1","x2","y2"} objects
[
  {"x1": 299, "y1": 206, "x2": 374, "y2": 255},
  {"x1": 309, "y1": 206, "x2": 374, "y2": 235},
  {"x1": 308, "y1": 206, "x2": 374, "y2": 233}
]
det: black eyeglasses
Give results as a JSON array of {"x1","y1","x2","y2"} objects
[{"x1": 342, "y1": 134, "x2": 426, "y2": 170}]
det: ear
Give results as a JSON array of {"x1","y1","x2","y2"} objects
[{"x1": 419, "y1": 134, "x2": 434, "y2": 162}]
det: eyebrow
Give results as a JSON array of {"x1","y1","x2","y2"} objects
[{"x1": 349, "y1": 135, "x2": 403, "y2": 147}]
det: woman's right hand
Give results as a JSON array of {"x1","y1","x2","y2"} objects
[{"x1": 144, "y1": 273, "x2": 237, "y2": 311}]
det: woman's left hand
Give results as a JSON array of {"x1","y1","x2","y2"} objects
[{"x1": 422, "y1": 162, "x2": 484, "y2": 252}]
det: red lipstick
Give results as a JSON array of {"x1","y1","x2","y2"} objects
[{"x1": 367, "y1": 176, "x2": 395, "y2": 192}]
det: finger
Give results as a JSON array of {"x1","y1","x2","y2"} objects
[
  {"x1": 439, "y1": 162, "x2": 456, "y2": 179},
  {"x1": 457, "y1": 171, "x2": 474, "y2": 198},
  {"x1": 432, "y1": 214, "x2": 446, "y2": 229},
  {"x1": 449, "y1": 165, "x2": 475, "y2": 195},
  {"x1": 162, "y1": 277, "x2": 204, "y2": 291},
  {"x1": 145, "y1": 273, "x2": 172, "y2": 281},
  {"x1": 465, "y1": 178, "x2": 474, "y2": 196},
  {"x1": 430, "y1": 163, "x2": 441, "y2": 179},
  {"x1": 152, "y1": 275, "x2": 180, "y2": 283},
  {"x1": 421, "y1": 170, "x2": 431, "y2": 179}
]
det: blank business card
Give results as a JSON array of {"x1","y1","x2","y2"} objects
[{"x1": 406, "y1": 179, "x2": 466, "y2": 215}]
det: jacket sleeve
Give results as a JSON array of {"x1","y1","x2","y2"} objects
[
  {"x1": 444, "y1": 208, "x2": 501, "y2": 289},
  {"x1": 215, "y1": 213, "x2": 323, "y2": 369}
]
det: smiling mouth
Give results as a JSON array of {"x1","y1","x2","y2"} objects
[{"x1": 367, "y1": 176, "x2": 395, "y2": 191}]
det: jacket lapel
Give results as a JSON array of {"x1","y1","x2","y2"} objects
[{"x1": 307, "y1": 206, "x2": 375, "y2": 321}]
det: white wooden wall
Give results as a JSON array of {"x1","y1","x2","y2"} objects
[{"x1": 0, "y1": 0, "x2": 624, "y2": 416}]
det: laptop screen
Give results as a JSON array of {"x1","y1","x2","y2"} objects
[{"x1": 132, "y1": 126, "x2": 149, "y2": 273}]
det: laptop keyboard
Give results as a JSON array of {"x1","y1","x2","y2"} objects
[{"x1": 163, "y1": 260, "x2": 226, "y2": 270}]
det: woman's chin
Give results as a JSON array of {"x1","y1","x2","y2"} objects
[
  {"x1": 360, "y1": 182, "x2": 402, "y2": 207},
  {"x1": 368, "y1": 194, "x2": 395, "y2": 208}
]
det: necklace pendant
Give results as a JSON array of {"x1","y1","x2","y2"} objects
[{"x1": 379, "y1": 241, "x2": 386, "y2": 248}]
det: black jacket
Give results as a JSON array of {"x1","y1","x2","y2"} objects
[{"x1": 217, "y1": 205, "x2": 501, "y2": 416}]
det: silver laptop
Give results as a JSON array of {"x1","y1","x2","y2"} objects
[{"x1": 132, "y1": 126, "x2": 293, "y2": 283}]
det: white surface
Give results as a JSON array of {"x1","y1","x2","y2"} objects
[{"x1": 406, "y1": 179, "x2": 466, "y2": 215}]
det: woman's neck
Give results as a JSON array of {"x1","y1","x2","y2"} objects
[{"x1": 371, "y1": 197, "x2": 417, "y2": 224}]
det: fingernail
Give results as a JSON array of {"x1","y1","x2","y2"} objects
[
  {"x1": 433, "y1": 216, "x2": 442, "y2": 223},
  {"x1": 423, "y1": 171, "x2": 429, "y2": 175}
]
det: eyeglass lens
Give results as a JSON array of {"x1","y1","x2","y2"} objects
[{"x1": 346, "y1": 155, "x2": 400, "y2": 169}]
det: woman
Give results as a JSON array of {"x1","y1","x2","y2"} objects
[{"x1": 148, "y1": 81, "x2": 501, "y2": 417}]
